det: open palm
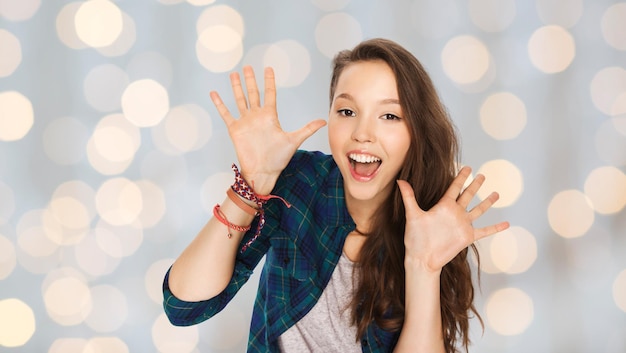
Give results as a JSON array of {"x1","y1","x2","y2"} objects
[
  {"x1": 397, "y1": 167, "x2": 510, "y2": 272},
  {"x1": 210, "y1": 66, "x2": 327, "y2": 194}
]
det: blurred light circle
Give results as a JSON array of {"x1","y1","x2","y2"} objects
[
  {"x1": 613, "y1": 269, "x2": 626, "y2": 313},
  {"x1": 85, "y1": 285, "x2": 128, "y2": 332},
  {"x1": 121, "y1": 79, "x2": 170, "y2": 127},
  {"x1": 479, "y1": 92, "x2": 527, "y2": 140},
  {"x1": 96, "y1": 11, "x2": 136, "y2": 57},
  {"x1": 56, "y1": 2, "x2": 88, "y2": 50},
  {"x1": 16, "y1": 210, "x2": 61, "y2": 257},
  {"x1": 410, "y1": 0, "x2": 459, "y2": 40},
  {"x1": 315, "y1": 13, "x2": 363, "y2": 59},
  {"x1": 153, "y1": 104, "x2": 213, "y2": 154},
  {"x1": 158, "y1": 0, "x2": 184, "y2": 4},
  {"x1": 43, "y1": 117, "x2": 89, "y2": 165},
  {"x1": 0, "y1": 29, "x2": 21, "y2": 77},
  {"x1": 0, "y1": 91, "x2": 34, "y2": 141},
  {"x1": 311, "y1": 0, "x2": 350, "y2": 11},
  {"x1": 43, "y1": 206, "x2": 88, "y2": 247},
  {"x1": 196, "y1": 26, "x2": 243, "y2": 73},
  {"x1": 187, "y1": 0, "x2": 216, "y2": 6},
  {"x1": 601, "y1": 3, "x2": 626, "y2": 51},
  {"x1": 95, "y1": 219, "x2": 144, "y2": 257},
  {"x1": 93, "y1": 126, "x2": 137, "y2": 163},
  {"x1": 196, "y1": 5, "x2": 244, "y2": 37},
  {"x1": 0, "y1": 235, "x2": 16, "y2": 280},
  {"x1": 48, "y1": 196, "x2": 91, "y2": 230},
  {"x1": 613, "y1": 115, "x2": 626, "y2": 137},
  {"x1": 145, "y1": 259, "x2": 175, "y2": 304},
  {"x1": 0, "y1": 0, "x2": 40, "y2": 21},
  {"x1": 584, "y1": 166, "x2": 626, "y2": 214},
  {"x1": 536, "y1": 0, "x2": 582, "y2": 28},
  {"x1": 476, "y1": 159, "x2": 523, "y2": 208},
  {"x1": 49, "y1": 338, "x2": 87, "y2": 353},
  {"x1": 490, "y1": 226, "x2": 537, "y2": 274},
  {"x1": 590, "y1": 66, "x2": 626, "y2": 116},
  {"x1": 468, "y1": 0, "x2": 516, "y2": 32},
  {"x1": 43, "y1": 276, "x2": 92, "y2": 326},
  {"x1": 548, "y1": 189, "x2": 595, "y2": 238},
  {"x1": 74, "y1": 0, "x2": 123, "y2": 48},
  {"x1": 441, "y1": 35, "x2": 490, "y2": 85},
  {"x1": 0, "y1": 298, "x2": 36, "y2": 347},
  {"x1": 595, "y1": 119, "x2": 626, "y2": 166},
  {"x1": 74, "y1": 229, "x2": 121, "y2": 276},
  {"x1": 264, "y1": 40, "x2": 311, "y2": 88},
  {"x1": 87, "y1": 114, "x2": 141, "y2": 175},
  {"x1": 96, "y1": 178, "x2": 143, "y2": 226},
  {"x1": 135, "y1": 180, "x2": 166, "y2": 228},
  {"x1": 198, "y1": 25, "x2": 241, "y2": 53},
  {"x1": 612, "y1": 92, "x2": 626, "y2": 117},
  {"x1": 485, "y1": 287, "x2": 534, "y2": 335},
  {"x1": 84, "y1": 64, "x2": 129, "y2": 112},
  {"x1": 152, "y1": 314, "x2": 199, "y2": 353},
  {"x1": 0, "y1": 180, "x2": 15, "y2": 224},
  {"x1": 18, "y1": 225, "x2": 59, "y2": 258},
  {"x1": 85, "y1": 337, "x2": 129, "y2": 353},
  {"x1": 473, "y1": 239, "x2": 499, "y2": 274},
  {"x1": 527, "y1": 25, "x2": 575, "y2": 73},
  {"x1": 127, "y1": 51, "x2": 173, "y2": 88}
]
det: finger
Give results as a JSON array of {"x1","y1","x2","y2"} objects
[
  {"x1": 468, "y1": 191, "x2": 499, "y2": 221},
  {"x1": 230, "y1": 71, "x2": 249, "y2": 114},
  {"x1": 474, "y1": 221, "x2": 510, "y2": 241},
  {"x1": 457, "y1": 173, "x2": 485, "y2": 209},
  {"x1": 444, "y1": 166, "x2": 472, "y2": 201},
  {"x1": 396, "y1": 180, "x2": 425, "y2": 217},
  {"x1": 264, "y1": 67, "x2": 276, "y2": 108},
  {"x1": 243, "y1": 66, "x2": 261, "y2": 108},
  {"x1": 209, "y1": 91, "x2": 235, "y2": 126},
  {"x1": 290, "y1": 119, "x2": 327, "y2": 147}
]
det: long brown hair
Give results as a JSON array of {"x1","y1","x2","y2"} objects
[{"x1": 329, "y1": 38, "x2": 481, "y2": 352}]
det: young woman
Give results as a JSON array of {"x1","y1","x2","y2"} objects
[{"x1": 163, "y1": 38, "x2": 509, "y2": 353}]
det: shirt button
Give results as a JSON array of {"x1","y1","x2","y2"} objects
[{"x1": 283, "y1": 257, "x2": 290, "y2": 265}]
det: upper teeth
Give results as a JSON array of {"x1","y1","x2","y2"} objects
[{"x1": 349, "y1": 153, "x2": 381, "y2": 163}]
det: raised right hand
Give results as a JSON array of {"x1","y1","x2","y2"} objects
[{"x1": 210, "y1": 66, "x2": 327, "y2": 195}]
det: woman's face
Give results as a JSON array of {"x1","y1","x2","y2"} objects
[{"x1": 328, "y1": 60, "x2": 411, "y2": 209}]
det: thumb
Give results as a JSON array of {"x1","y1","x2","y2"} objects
[
  {"x1": 290, "y1": 119, "x2": 327, "y2": 147},
  {"x1": 396, "y1": 180, "x2": 424, "y2": 217}
]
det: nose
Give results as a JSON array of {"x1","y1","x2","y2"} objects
[{"x1": 351, "y1": 116, "x2": 375, "y2": 143}]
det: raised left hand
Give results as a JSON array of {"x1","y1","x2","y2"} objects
[{"x1": 397, "y1": 166, "x2": 510, "y2": 273}]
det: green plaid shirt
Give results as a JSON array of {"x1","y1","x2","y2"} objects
[{"x1": 163, "y1": 150, "x2": 400, "y2": 352}]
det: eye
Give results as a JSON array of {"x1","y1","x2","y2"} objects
[
  {"x1": 381, "y1": 113, "x2": 401, "y2": 121},
  {"x1": 337, "y1": 109, "x2": 356, "y2": 117}
]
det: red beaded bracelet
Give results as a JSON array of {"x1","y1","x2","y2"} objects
[{"x1": 213, "y1": 204, "x2": 251, "y2": 238}]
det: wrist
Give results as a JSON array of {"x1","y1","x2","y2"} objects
[
  {"x1": 239, "y1": 172, "x2": 278, "y2": 196},
  {"x1": 404, "y1": 255, "x2": 442, "y2": 277}
]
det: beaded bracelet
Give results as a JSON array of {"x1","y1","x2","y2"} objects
[{"x1": 213, "y1": 204, "x2": 251, "y2": 238}]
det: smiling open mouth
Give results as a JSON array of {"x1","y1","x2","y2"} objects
[{"x1": 348, "y1": 153, "x2": 382, "y2": 178}]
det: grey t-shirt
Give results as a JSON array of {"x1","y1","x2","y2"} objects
[{"x1": 277, "y1": 251, "x2": 361, "y2": 353}]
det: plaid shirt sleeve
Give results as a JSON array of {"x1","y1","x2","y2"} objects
[{"x1": 162, "y1": 196, "x2": 272, "y2": 326}]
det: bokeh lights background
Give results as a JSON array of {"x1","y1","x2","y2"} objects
[{"x1": 1, "y1": 0, "x2": 626, "y2": 352}]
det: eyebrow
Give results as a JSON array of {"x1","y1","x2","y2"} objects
[{"x1": 334, "y1": 93, "x2": 400, "y2": 105}]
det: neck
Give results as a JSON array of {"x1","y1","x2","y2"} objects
[{"x1": 345, "y1": 194, "x2": 381, "y2": 234}]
